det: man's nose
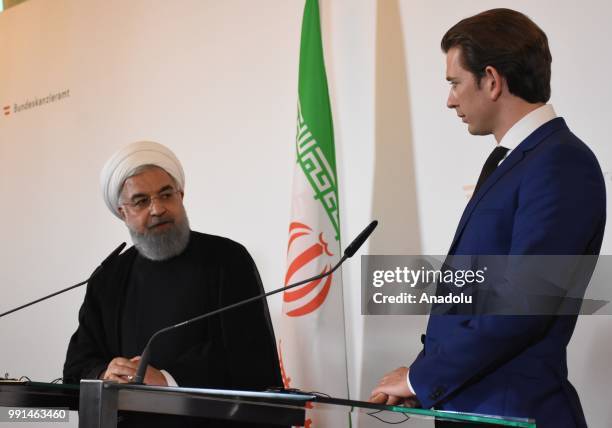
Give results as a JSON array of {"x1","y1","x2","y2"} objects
[
  {"x1": 447, "y1": 90, "x2": 457, "y2": 109},
  {"x1": 149, "y1": 197, "x2": 167, "y2": 216}
]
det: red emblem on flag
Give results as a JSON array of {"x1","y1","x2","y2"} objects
[{"x1": 284, "y1": 222, "x2": 334, "y2": 317}]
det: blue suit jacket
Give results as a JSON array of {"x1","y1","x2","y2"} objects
[{"x1": 410, "y1": 118, "x2": 606, "y2": 427}]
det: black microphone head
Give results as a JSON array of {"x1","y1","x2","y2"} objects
[
  {"x1": 344, "y1": 220, "x2": 378, "y2": 258},
  {"x1": 101, "y1": 242, "x2": 127, "y2": 267}
]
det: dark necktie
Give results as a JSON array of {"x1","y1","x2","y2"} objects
[{"x1": 473, "y1": 146, "x2": 509, "y2": 195}]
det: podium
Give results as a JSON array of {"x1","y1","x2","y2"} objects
[
  {"x1": 0, "y1": 381, "x2": 79, "y2": 410},
  {"x1": 1, "y1": 381, "x2": 536, "y2": 427}
]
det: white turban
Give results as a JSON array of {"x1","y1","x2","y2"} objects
[{"x1": 100, "y1": 141, "x2": 185, "y2": 218}]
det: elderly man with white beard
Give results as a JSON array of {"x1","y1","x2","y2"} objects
[{"x1": 63, "y1": 141, "x2": 282, "y2": 427}]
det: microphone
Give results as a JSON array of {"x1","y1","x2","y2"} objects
[
  {"x1": 344, "y1": 220, "x2": 378, "y2": 257},
  {"x1": 0, "y1": 242, "x2": 126, "y2": 319},
  {"x1": 133, "y1": 220, "x2": 378, "y2": 384},
  {"x1": 92, "y1": 242, "x2": 127, "y2": 275}
]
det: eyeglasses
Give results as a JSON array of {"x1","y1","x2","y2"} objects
[{"x1": 120, "y1": 189, "x2": 181, "y2": 213}]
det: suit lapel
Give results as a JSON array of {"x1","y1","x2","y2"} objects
[{"x1": 448, "y1": 118, "x2": 568, "y2": 254}]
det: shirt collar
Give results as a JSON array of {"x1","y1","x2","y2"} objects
[{"x1": 498, "y1": 104, "x2": 557, "y2": 152}]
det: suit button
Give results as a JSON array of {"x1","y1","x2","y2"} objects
[{"x1": 420, "y1": 334, "x2": 426, "y2": 344}]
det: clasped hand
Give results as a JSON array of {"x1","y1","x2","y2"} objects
[{"x1": 101, "y1": 356, "x2": 167, "y2": 386}]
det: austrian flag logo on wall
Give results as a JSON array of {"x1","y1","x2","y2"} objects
[{"x1": 2, "y1": 90, "x2": 70, "y2": 119}]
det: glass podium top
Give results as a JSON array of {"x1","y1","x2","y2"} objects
[
  {"x1": 313, "y1": 396, "x2": 536, "y2": 427},
  {"x1": 97, "y1": 382, "x2": 537, "y2": 427},
  {"x1": 1, "y1": 381, "x2": 536, "y2": 427}
]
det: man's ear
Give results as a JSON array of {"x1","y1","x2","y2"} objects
[{"x1": 483, "y1": 65, "x2": 504, "y2": 101}]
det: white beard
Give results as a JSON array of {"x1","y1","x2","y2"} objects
[{"x1": 129, "y1": 214, "x2": 191, "y2": 261}]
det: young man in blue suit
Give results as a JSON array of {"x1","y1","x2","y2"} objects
[{"x1": 370, "y1": 8, "x2": 606, "y2": 427}]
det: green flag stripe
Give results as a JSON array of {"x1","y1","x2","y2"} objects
[{"x1": 296, "y1": 0, "x2": 340, "y2": 241}]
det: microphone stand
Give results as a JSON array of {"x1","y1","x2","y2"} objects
[
  {"x1": 133, "y1": 220, "x2": 378, "y2": 384},
  {"x1": 0, "y1": 243, "x2": 127, "y2": 319}
]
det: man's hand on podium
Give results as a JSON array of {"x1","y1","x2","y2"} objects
[
  {"x1": 369, "y1": 366, "x2": 418, "y2": 407},
  {"x1": 100, "y1": 356, "x2": 168, "y2": 386}
]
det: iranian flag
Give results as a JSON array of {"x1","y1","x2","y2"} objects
[{"x1": 278, "y1": 0, "x2": 350, "y2": 426}]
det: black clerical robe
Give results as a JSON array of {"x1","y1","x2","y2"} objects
[{"x1": 63, "y1": 231, "x2": 283, "y2": 426}]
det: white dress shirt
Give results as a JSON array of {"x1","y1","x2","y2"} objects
[
  {"x1": 498, "y1": 104, "x2": 557, "y2": 163},
  {"x1": 161, "y1": 369, "x2": 178, "y2": 387}
]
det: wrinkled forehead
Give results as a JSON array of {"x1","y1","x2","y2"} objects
[{"x1": 119, "y1": 165, "x2": 178, "y2": 199}]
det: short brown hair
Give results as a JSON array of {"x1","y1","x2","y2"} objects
[{"x1": 441, "y1": 8, "x2": 551, "y2": 103}]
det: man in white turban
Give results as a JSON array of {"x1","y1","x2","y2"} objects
[
  {"x1": 100, "y1": 141, "x2": 190, "y2": 262},
  {"x1": 63, "y1": 141, "x2": 282, "y2": 428}
]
